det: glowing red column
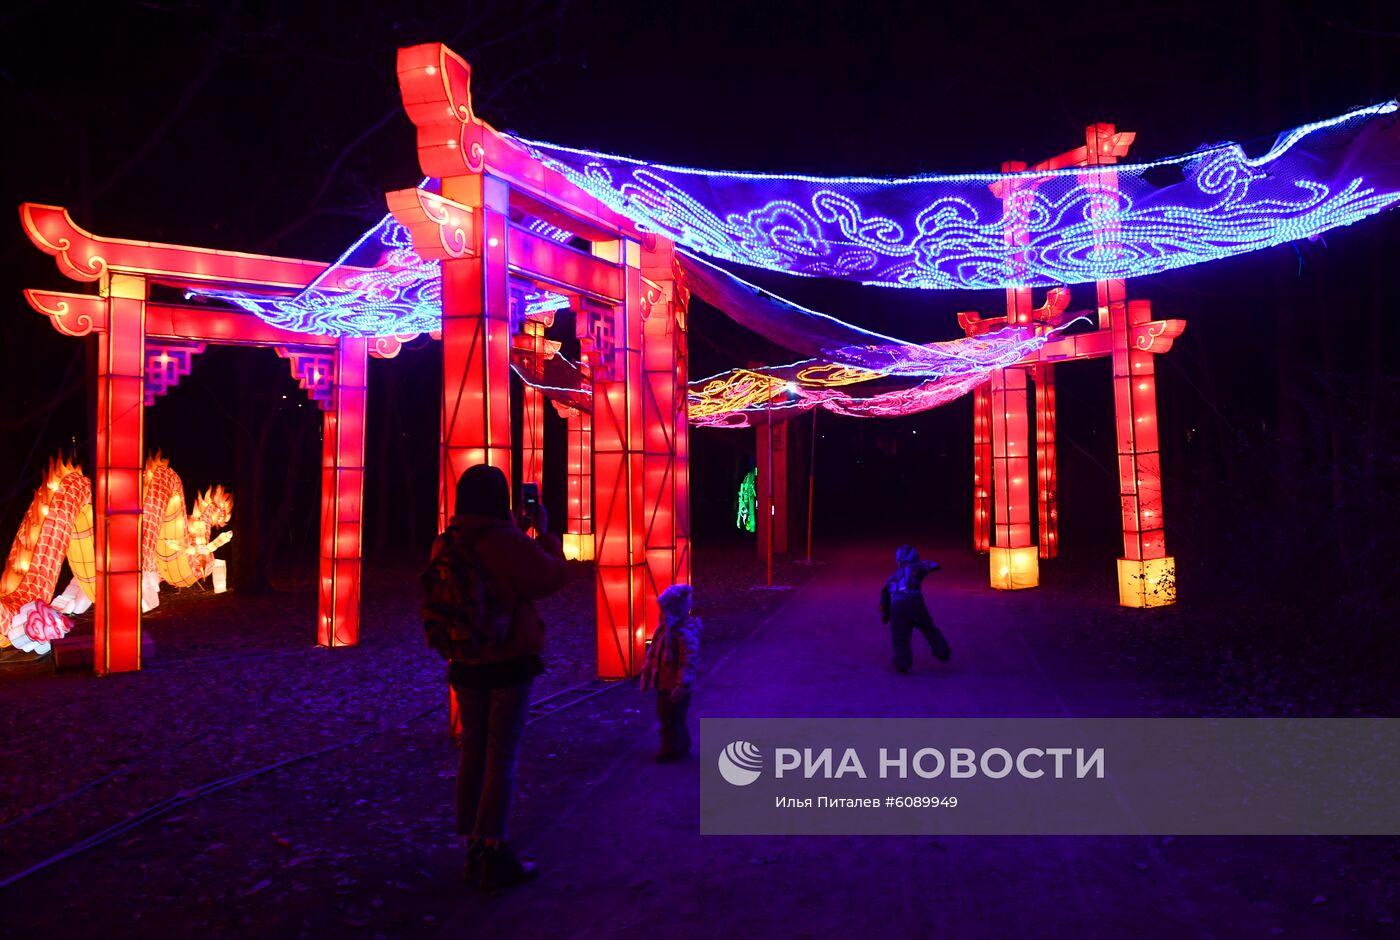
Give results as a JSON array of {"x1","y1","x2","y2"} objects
[
  {"x1": 755, "y1": 418, "x2": 789, "y2": 560},
  {"x1": 519, "y1": 319, "x2": 546, "y2": 494},
  {"x1": 563, "y1": 407, "x2": 592, "y2": 558},
  {"x1": 1083, "y1": 123, "x2": 1175, "y2": 606},
  {"x1": 989, "y1": 286, "x2": 1037, "y2": 590},
  {"x1": 673, "y1": 272, "x2": 691, "y2": 587},
  {"x1": 319, "y1": 337, "x2": 367, "y2": 647},
  {"x1": 593, "y1": 239, "x2": 646, "y2": 677},
  {"x1": 985, "y1": 157, "x2": 1040, "y2": 586},
  {"x1": 972, "y1": 383, "x2": 992, "y2": 552},
  {"x1": 1035, "y1": 362, "x2": 1059, "y2": 559},
  {"x1": 94, "y1": 272, "x2": 146, "y2": 673},
  {"x1": 438, "y1": 175, "x2": 512, "y2": 529},
  {"x1": 641, "y1": 243, "x2": 687, "y2": 628},
  {"x1": 561, "y1": 323, "x2": 594, "y2": 561},
  {"x1": 1107, "y1": 288, "x2": 1176, "y2": 605}
]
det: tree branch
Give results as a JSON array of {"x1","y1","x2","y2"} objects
[{"x1": 92, "y1": 0, "x2": 242, "y2": 202}]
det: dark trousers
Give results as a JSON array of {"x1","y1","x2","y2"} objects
[
  {"x1": 656, "y1": 689, "x2": 692, "y2": 757},
  {"x1": 452, "y1": 679, "x2": 532, "y2": 839},
  {"x1": 890, "y1": 597, "x2": 951, "y2": 672}
]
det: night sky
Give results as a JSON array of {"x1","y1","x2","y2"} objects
[{"x1": 2, "y1": 1, "x2": 1397, "y2": 609}]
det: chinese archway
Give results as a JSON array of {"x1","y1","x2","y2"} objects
[
  {"x1": 385, "y1": 42, "x2": 690, "y2": 677},
  {"x1": 18, "y1": 43, "x2": 690, "y2": 678},
  {"x1": 961, "y1": 124, "x2": 1184, "y2": 607}
]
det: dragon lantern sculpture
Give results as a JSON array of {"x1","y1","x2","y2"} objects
[{"x1": 0, "y1": 454, "x2": 232, "y2": 656}]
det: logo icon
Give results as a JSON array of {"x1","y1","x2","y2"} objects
[{"x1": 718, "y1": 740, "x2": 763, "y2": 786}]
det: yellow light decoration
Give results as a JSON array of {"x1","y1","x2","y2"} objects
[
  {"x1": 562, "y1": 532, "x2": 594, "y2": 562},
  {"x1": 792, "y1": 363, "x2": 884, "y2": 387},
  {"x1": 989, "y1": 545, "x2": 1039, "y2": 591},
  {"x1": 689, "y1": 369, "x2": 777, "y2": 420},
  {"x1": 1117, "y1": 556, "x2": 1176, "y2": 608},
  {"x1": 689, "y1": 363, "x2": 887, "y2": 423}
]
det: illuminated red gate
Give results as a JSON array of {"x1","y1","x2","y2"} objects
[
  {"x1": 18, "y1": 205, "x2": 397, "y2": 671},
  {"x1": 388, "y1": 43, "x2": 689, "y2": 678},
  {"x1": 961, "y1": 124, "x2": 1185, "y2": 607},
  {"x1": 18, "y1": 42, "x2": 693, "y2": 681}
]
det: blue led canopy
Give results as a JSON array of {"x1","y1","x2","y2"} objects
[
  {"x1": 194, "y1": 103, "x2": 1400, "y2": 337},
  {"x1": 513, "y1": 103, "x2": 1400, "y2": 290}
]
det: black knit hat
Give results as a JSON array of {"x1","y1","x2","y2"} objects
[{"x1": 455, "y1": 464, "x2": 511, "y2": 520}]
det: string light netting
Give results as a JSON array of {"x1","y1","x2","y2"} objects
[
  {"x1": 514, "y1": 103, "x2": 1400, "y2": 290},
  {"x1": 196, "y1": 207, "x2": 574, "y2": 337}
]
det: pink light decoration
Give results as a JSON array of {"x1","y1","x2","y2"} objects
[
  {"x1": 277, "y1": 346, "x2": 338, "y2": 410},
  {"x1": 143, "y1": 342, "x2": 206, "y2": 406},
  {"x1": 685, "y1": 319, "x2": 1073, "y2": 427}
]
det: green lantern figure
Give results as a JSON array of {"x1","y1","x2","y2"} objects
[{"x1": 736, "y1": 468, "x2": 757, "y2": 534}]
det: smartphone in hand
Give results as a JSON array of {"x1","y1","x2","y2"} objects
[{"x1": 520, "y1": 482, "x2": 545, "y2": 533}]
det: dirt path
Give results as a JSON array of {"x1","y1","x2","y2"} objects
[
  {"x1": 0, "y1": 542, "x2": 1392, "y2": 937},
  {"x1": 447, "y1": 541, "x2": 1397, "y2": 939}
]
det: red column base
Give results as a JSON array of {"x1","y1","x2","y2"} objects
[
  {"x1": 1117, "y1": 557, "x2": 1176, "y2": 608},
  {"x1": 990, "y1": 546, "x2": 1039, "y2": 590},
  {"x1": 562, "y1": 532, "x2": 594, "y2": 561}
]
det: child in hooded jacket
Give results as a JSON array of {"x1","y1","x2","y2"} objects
[
  {"x1": 640, "y1": 583, "x2": 702, "y2": 761},
  {"x1": 881, "y1": 544, "x2": 951, "y2": 673}
]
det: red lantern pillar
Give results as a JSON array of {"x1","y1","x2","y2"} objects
[
  {"x1": 641, "y1": 243, "x2": 683, "y2": 628},
  {"x1": 568, "y1": 409, "x2": 592, "y2": 548},
  {"x1": 593, "y1": 239, "x2": 646, "y2": 677},
  {"x1": 1083, "y1": 123, "x2": 1176, "y2": 607},
  {"x1": 972, "y1": 383, "x2": 992, "y2": 553},
  {"x1": 755, "y1": 417, "x2": 789, "y2": 560},
  {"x1": 319, "y1": 337, "x2": 367, "y2": 647},
  {"x1": 1108, "y1": 288, "x2": 1176, "y2": 606},
  {"x1": 519, "y1": 318, "x2": 546, "y2": 495},
  {"x1": 561, "y1": 323, "x2": 594, "y2": 561},
  {"x1": 1034, "y1": 362, "x2": 1058, "y2": 559},
  {"x1": 673, "y1": 266, "x2": 692, "y2": 587},
  {"x1": 94, "y1": 272, "x2": 147, "y2": 674},
  {"x1": 986, "y1": 159, "x2": 1039, "y2": 586},
  {"x1": 988, "y1": 286, "x2": 1036, "y2": 589},
  {"x1": 438, "y1": 175, "x2": 512, "y2": 529},
  {"x1": 438, "y1": 177, "x2": 510, "y2": 733}
]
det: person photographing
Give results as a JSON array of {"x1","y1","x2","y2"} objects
[{"x1": 423, "y1": 465, "x2": 567, "y2": 892}]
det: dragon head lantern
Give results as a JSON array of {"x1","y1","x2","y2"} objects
[{"x1": 194, "y1": 485, "x2": 234, "y2": 530}]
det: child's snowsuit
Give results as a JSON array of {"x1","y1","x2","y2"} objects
[
  {"x1": 640, "y1": 585, "x2": 702, "y2": 759},
  {"x1": 880, "y1": 546, "x2": 950, "y2": 672}
]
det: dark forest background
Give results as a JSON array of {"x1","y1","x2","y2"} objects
[{"x1": 1, "y1": 1, "x2": 1397, "y2": 636}]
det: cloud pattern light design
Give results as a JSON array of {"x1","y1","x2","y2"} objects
[
  {"x1": 513, "y1": 103, "x2": 1400, "y2": 290},
  {"x1": 823, "y1": 323, "x2": 1078, "y2": 378},
  {"x1": 195, "y1": 105, "x2": 1398, "y2": 335}
]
